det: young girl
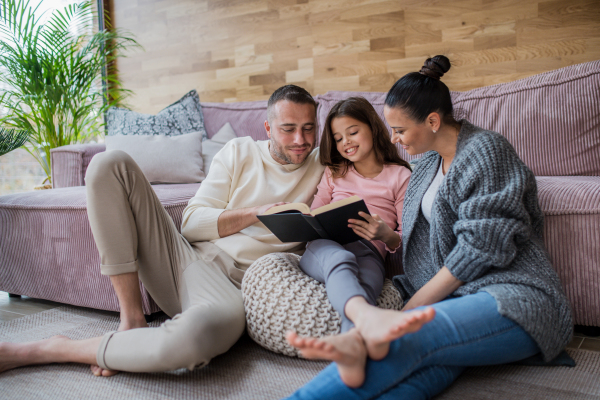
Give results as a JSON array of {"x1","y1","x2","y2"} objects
[{"x1": 288, "y1": 97, "x2": 434, "y2": 387}]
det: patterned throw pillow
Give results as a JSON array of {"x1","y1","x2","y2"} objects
[{"x1": 106, "y1": 90, "x2": 208, "y2": 140}]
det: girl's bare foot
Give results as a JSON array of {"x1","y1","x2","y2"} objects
[
  {"x1": 286, "y1": 329, "x2": 367, "y2": 388},
  {"x1": 356, "y1": 307, "x2": 436, "y2": 360}
]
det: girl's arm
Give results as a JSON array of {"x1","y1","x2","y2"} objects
[
  {"x1": 310, "y1": 168, "x2": 334, "y2": 210},
  {"x1": 348, "y1": 166, "x2": 411, "y2": 251},
  {"x1": 348, "y1": 212, "x2": 400, "y2": 250},
  {"x1": 402, "y1": 267, "x2": 463, "y2": 310}
]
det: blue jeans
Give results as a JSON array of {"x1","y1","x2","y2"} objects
[{"x1": 286, "y1": 292, "x2": 539, "y2": 400}]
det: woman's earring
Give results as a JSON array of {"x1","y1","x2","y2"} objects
[{"x1": 433, "y1": 129, "x2": 437, "y2": 133}]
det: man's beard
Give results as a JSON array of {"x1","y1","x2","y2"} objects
[{"x1": 270, "y1": 138, "x2": 311, "y2": 165}]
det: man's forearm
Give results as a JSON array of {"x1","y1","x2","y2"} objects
[
  {"x1": 217, "y1": 207, "x2": 259, "y2": 238},
  {"x1": 402, "y1": 266, "x2": 463, "y2": 311}
]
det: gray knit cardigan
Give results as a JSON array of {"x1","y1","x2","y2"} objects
[{"x1": 394, "y1": 120, "x2": 573, "y2": 361}]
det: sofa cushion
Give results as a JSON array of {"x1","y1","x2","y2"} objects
[
  {"x1": 0, "y1": 183, "x2": 200, "y2": 313},
  {"x1": 106, "y1": 90, "x2": 208, "y2": 140},
  {"x1": 201, "y1": 100, "x2": 269, "y2": 141},
  {"x1": 536, "y1": 176, "x2": 600, "y2": 326},
  {"x1": 105, "y1": 132, "x2": 206, "y2": 184},
  {"x1": 453, "y1": 60, "x2": 600, "y2": 176},
  {"x1": 202, "y1": 123, "x2": 238, "y2": 174}
]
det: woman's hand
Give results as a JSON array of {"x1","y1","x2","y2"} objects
[
  {"x1": 401, "y1": 267, "x2": 463, "y2": 311},
  {"x1": 348, "y1": 211, "x2": 400, "y2": 250}
]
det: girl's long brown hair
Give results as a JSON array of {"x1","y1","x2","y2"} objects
[{"x1": 320, "y1": 97, "x2": 411, "y2": 178}]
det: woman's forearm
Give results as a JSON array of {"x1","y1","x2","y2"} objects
[{"x1": 402, "y1": 266, "x2": 463, "y2": 310}]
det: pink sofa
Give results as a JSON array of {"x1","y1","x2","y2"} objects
[{"x1": 1, "y1": 60, "x2": 599, "y2": 326}]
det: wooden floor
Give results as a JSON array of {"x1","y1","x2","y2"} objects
[{"x1": 1, "y1": 290, "x2": 598, "y2": 352}]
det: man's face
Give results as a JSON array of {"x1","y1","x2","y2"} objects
[{"x1": 264, "y1": 100, "x2": 316, "y2": 165}]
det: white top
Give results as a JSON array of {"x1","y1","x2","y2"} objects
[
  {"x1": 181, "y1": 137, "x2": 325, "y2": 279},
  {"x1": 421, "y1": 161, "x2": 445, "y2": 223}
]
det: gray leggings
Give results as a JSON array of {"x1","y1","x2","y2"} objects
[{"x1": 299, "y1": 239, "x2": 385, "y2": 332}]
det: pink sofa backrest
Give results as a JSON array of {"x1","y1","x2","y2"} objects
[
  {"x1": 201, "y1": 100, "x2": 269, "y2": 141},
  {"x1": 453, "y1": 60, "x2": 600, "y2": 177},
  {"x1": 314, "y1": 60, "x2": 600, "y2": 177}
]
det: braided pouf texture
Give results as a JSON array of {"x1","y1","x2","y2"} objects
[{"x1": 242, "y1": 252, "x2": 404, "y2": 357}]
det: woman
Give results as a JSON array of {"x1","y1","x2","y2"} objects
[{"x1": 286, "y1": 55, "x2": 573, "y2": 399}]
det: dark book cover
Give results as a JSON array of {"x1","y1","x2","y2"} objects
[{"x1": 257, "y1": 199, "x2": 370, "y2": 245}]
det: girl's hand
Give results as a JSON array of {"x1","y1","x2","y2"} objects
[{"x1": 348, "y1": 212, "x2": 398, "y2": 247}]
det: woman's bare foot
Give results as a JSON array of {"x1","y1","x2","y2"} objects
[
  {"x1": 355, "y1": 307, "x2": 436, "y2": 360},
  {"x1": 287, "y1": 329, "x2": 367, "y2": 388},
  {"x1": 0, "y1": 335, "x2": 71, "y2": 373}
]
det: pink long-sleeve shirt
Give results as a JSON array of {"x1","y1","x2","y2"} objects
[{"x1": 311, "y1": 164, "x2": 412, "y2": 259}]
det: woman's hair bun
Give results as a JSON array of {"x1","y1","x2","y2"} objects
[{"x1": 419, "y1": 55, "x2": 451, "y2": 80}]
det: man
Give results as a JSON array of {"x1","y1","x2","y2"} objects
[{"x1": 0, "y1": 85, "x2": 325, "y2": 375}]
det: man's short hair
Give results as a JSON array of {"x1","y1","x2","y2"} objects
[{"x1": 267, "y1": 85, "x2": 317, "y2": 123}]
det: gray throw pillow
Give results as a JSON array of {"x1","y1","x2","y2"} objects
[
  {"x1": 202, "y1": 123, "x2": 238, "y2": 174},
  {"x1": 106, "y1": 90, "x2": 208, "y2": 140},
  {"x1": 105, "y1": 131, "x2": 205, "y2": 184}
]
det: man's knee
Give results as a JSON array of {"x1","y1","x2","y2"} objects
[{"x1": 85, "y1": 150, "x2": 135, "y2": 185}]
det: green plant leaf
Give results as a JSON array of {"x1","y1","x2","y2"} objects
[{"x1": 0, "y1": 0, "x2": 140, "y2": 183}]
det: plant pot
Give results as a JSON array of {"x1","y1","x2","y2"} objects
[{"x1": 34, "y1": 184, "x2": 52, "y2": 190}]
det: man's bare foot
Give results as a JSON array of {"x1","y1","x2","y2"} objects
[
  {"x1": 0, "y1": 335, "x2": 71, "y2": 373},
  {"x1": 87, "y1": 314, "x2": 144, "y2": 377},
  {"x1": 286, "y1": 329, "x2": 367, "y2": 388},
  {"x1": 356, "y1": 307, "x2": 436, "y2": 360},
  {"x1": 90, "y1": 364, "x2": 119, "y2": 377}
]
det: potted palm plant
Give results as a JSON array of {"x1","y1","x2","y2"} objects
[
  {"x1": 0, "y1": 0, "x2": 139, "y2": 185},
  {"x1": 0, "y1": 128, "x2": 29, "y2": 156}
]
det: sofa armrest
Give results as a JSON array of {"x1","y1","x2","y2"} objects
[{"x1": 51, "y1": 143, "x2": 106, "y2": 188}]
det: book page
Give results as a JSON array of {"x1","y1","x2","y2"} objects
[
  {"x1": 311, "y1": 195, "x2": 363, "y2": 216},
  {"x1": 261, "y1": 202, "x2": 311, "y2": 215}
]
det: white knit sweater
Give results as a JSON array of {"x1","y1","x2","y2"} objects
[{"x1": 181, "y1": 137, "x2": 325, "y2": 285}]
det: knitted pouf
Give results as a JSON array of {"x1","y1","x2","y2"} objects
[{"x1": 242, "y1": 252, "x2": 404, "y2": 357}]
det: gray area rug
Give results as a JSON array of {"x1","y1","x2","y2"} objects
[{"x1": 0, "y1": 306, "x2": 599, "y2": 400}]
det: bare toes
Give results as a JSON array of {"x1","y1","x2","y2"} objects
[{"x1": 101, "y1": 368, "x2": 119, "y2": 377}]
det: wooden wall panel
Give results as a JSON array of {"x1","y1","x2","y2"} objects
[{"x1": 111, "y1": 0, "x2": 600, "y2": 113}]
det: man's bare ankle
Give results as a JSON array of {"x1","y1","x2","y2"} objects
[{"x1": 118, "y1": 314, "x2": 148, "y2": 331}]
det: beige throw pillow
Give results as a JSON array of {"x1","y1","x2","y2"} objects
[
  {"x1": 105, "y1": 131, "x2": 205, "y2": 184},
  {"x1": 202, "y1": 123, "x2": 238, "y2": 174}
]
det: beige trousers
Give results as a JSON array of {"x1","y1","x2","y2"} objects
[{"x1": 85, "y1": 150, "x2": 245, "y2": 372}]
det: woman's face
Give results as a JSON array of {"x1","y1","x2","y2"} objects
[
  {"x1": 330, "y1": 116, "x2": 375, "y2": 164},
  {"x1": 384, "y1": 106, "x2": 435, "y2": 156}
]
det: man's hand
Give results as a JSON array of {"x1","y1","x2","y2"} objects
[
  {"x1": 348, "y1": 211, "x2": 400, "y2": 250},
  {"x1": 217, "y1": 202, "x2": 288, "y2": 238},
  {"x1": 254, "y1": 202, "x2": 287, "y2": 216}
]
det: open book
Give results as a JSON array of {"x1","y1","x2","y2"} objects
[{"x1": 257, "y1": 195, "x2": 370, "y2": 245}]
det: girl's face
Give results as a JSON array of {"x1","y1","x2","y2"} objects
[
  {"x1": 330, "y1": 116, "x2": 375, "y2": 164},
  {"x1": 384, "y1": 106, "x2": 435, "y2": 155}
]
